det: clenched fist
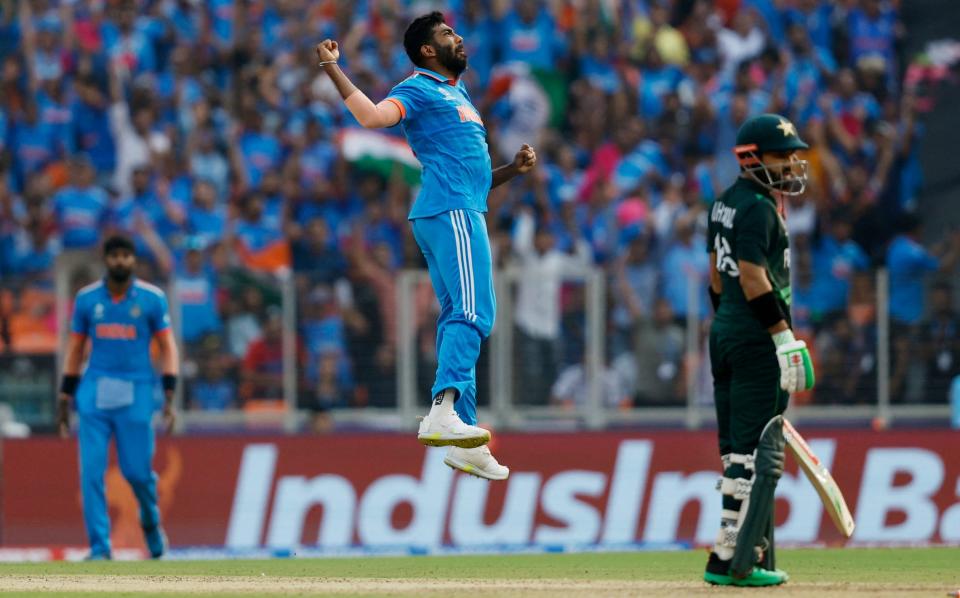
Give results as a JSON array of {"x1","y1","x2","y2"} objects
[
  {"x1": 316, "y1": 39, "x2": 340, "y2": 64},
  {"x1": 514, "y1": 144, "x2": 537, "y2": 174}
]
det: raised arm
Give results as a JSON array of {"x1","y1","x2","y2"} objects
[
  {"x1": 18, "y1": 0, "x2": 37, "y2": 91},
  {"x1": 316, "y1": 40, "x2": 401, "y2": 129}
]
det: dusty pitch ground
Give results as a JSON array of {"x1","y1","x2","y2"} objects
[
  {"x1": 0, "y1": 548, "x2": 956, "y2": 597},
  {"x1": 0, "y1": 575, "x2": 950, "y2": 597}
]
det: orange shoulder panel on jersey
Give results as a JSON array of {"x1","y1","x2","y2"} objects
[{"x1": 385, "y1": 97, "x2": 406, "y2": 120}]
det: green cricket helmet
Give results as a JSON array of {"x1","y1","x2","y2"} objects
[{"x1": 733, "y1": 114, "x2": 810, "y2": 196}]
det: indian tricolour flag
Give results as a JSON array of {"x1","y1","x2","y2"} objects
[{"x1": 337, "y1": 129, "x2": 421, "y2": 186}]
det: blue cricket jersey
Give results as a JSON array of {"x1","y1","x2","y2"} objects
[
  {"x1": 53, "y1": 185, "x2": 110, "y2": 249},
  {"x1": 71, "y1": 278, "x2": 172, "y2": 382},
  {"x1": 386, "y1": 67, "x2": 492, "y2": 219},
  {"x1": 887, "y1": 235, "x2": 940, "y2": 325}
]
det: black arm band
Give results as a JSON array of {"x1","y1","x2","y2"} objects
[
  {"x1": 747, "y1": 291, "x2": 787, "y2": 329},
  {"x1": 162, "y1": 374, "x2": 178, "y2": 393},
  {"x1": 60, "y1": 375, "x2": 80, "y2": 396},
  {"x1": 709, "y1": 288, "x2": 721, "y2": 312}
]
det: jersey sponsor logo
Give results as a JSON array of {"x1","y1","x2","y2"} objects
[
  {"x1": 457, "y1": 105, "x2": 483, "y2": 126},
  {"x1": 710, "y1": 201, "x2": 736, "y2": 229},
  {"x1": 95, "y1": 323, "x2": 138, "y2": 340},
  {"x1": 437, "y1": 87, "x2": 457, "y2": 102},
  {"x1": 714, "y1": 234, "x2": 740, "y2": 277}
]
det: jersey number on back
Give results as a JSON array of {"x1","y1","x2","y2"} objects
[{"x1": 714, "y1": 234, "x2": 740, "y2": 277}]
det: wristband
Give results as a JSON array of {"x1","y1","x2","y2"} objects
[
  {"x1": 317, "y1": 60, "x2": 337, "y2": 66},
  {"x1": 747, "y1": 291, "x2": 787, "y2": 329},
  {"x1": 771, "y1": 329, "x2": 796, "y2": 347},
  {"x1": 709, "y1": 288, "x2": 721, "y2": 312},
  {"x1": 162, "y1": 374, "x2": 178, "y2": 393},
  {"x1": 60, "y1": 374, "x2": 80, "y2": 396}
]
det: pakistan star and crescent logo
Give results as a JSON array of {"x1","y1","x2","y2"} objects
[{"x1": 777, "y1": 118, "x2": 797, "y2": 137}]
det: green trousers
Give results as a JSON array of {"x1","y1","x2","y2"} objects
[{"x1": 710, "y1": 326, "x2": 790, "y2": 455}]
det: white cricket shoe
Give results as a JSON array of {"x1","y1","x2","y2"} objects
[
  {"x1": 417, "y1": 412, "x2": 491, "y2": 448},
  {"x1": 444, "y1": 445, "x2": 509, "y2": 481}
]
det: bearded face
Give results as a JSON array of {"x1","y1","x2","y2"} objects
[
  {"x1": 105, "y1": 250, "x2": 135, "y2": 284},
  {"x1": 434, "y1": 36, "x2": 466, "y2": 76}
]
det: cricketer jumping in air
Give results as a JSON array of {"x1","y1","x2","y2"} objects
[
  {"x1": 704, "y1": 114, "x2": 816, "y2": 586},
  {"x1": 316, "y1": 12, "x2": 537, "y2": 480}
]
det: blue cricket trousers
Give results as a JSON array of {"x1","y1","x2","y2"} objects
[
  {"x1": 76, "y1": 376, "x2": 160, "y2": 557},
  {"x1": 411, "y1": 209, "x2": 496, "y2": 425}
]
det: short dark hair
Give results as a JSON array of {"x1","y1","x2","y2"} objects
[
  {"x1": 404, "y1": 11, "x2": 445, "y2": 67},
  {"x1": 103, "y1": 234, "x2": 136, "y2": 256}
]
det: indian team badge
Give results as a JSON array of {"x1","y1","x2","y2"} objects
[
  {"x1": 93, "y1": 303, "x2": 104, "y2": 320},
  {"x1": 130, "y1": 304, "x2": 141, "y2": 318}
]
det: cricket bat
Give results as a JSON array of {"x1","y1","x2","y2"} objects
[{"x1": 782, "y1": 418, "x2": 856, "y2": 538}]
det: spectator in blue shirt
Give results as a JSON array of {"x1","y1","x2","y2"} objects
[
  {"x1": 456, "y1": 1, "x2": 495, "y2": 88},
  {"x1": 887, "y1": 216, "x2": 960, "y2": 403},
  {"x1": 846, "y1": 0, "x2": 898, "y2": 83},
  {"x1": 784, "y1": 23, "x2": 836, "y2": 127},
  {"x1": 296, "y1": 120, "x2": 337, "y2": 194},
  {"x1": 611, "y1": 227, "x2": 659, "y2": 357},
  {"x1": 886, "y1": 216, "x2": 958, "y2": 326},
  {"x1": 237, "y1": 110, "x2": 281, "y2": 189},
  {"x1": 638, "y1": 47, "x2": 687, "y2": 120},
  {"x1": 784, "y1": 0, "x2": 834, "y2": 54},
  {"x1": 292, "y1": 217, "x2": 346, "y2": 286},
  {"x1": 208, "y1": 0, "x2": 236, "y2": 49},
  {"x1": 174, "y1": 241, "x2": 223, "y2": 348},
  {"x1": 9, "y1": 102, "x2": 58, "y2": 192},
  {"x1": 8, "y1": 215, "x2": 60, "y2": 278},
  {"x1": 186, "y1": 179, "x2": 227, "y2": 247},
  {"x1": 188, "y1": 127, "x2": 229, "y2": 200},
  {"x1": 188, "y1": 357, "x2": 236, "y2": 411},
  {"x1": 72, "y1": 76, "x2": 117, "y2": 180},
  {"x1": 499, "y1": 0, "x2": 568, "y2": 69},
  {"x1": 101, "y1": 5, "x2": 157, "y2": 75},
  {"x1": 258, "y1": 171, "x2": 286, "y2": 233},
  {"x1": 580, "y1": 34, "x2": 621, "y2": 95},
  {"x1": 35, "y1": 74, "x2": 74, "y2": 157},
  {"x1": 811, "y1": 212, "x2": 869, "y2": 324},
  {"x1": 660, "y1": 216, "x2": 709, "y2": 323},
  {"x1": 52, "y1": 155, "x2": 110, "y2": 250},
  {"x1": 165, "y1": 0, "x2": 202, "y2": 43}
]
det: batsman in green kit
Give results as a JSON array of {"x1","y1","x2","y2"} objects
[{"x1": 703, "y1": 114, "x2": 816, "y2": 587}]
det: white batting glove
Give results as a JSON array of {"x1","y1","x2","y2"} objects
[{"x1": 773, "y1": 330, "x2": 815, "y2": 393}]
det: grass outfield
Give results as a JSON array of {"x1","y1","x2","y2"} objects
[{"x1": 0, "y1": 548, "x2": 956, "y2": 596}]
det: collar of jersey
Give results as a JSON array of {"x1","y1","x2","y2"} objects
[
  {"x1": 413, "y1": 67, "x2": 458, "y2": 86},
  {"x1": 101, "y1": 277, "x2": 136, "y2": 303},
  {"x1": 738, "y1": 175, "x2": 775, "y2": 204}
]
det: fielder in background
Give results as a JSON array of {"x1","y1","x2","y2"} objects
[
  {"x1": 704, "y1": 114, "x2": 816, "y2": 586},
  {"x1": 58, "y1": 234, "x2": 178, "y2": 560},
  {"x1": 316, "y1": 12, "x2": 537, "y2": 480}
]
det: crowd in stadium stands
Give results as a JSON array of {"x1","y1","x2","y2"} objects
[{"x1": 0, "y1": 0, "x2": 958, "y2": 419}]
